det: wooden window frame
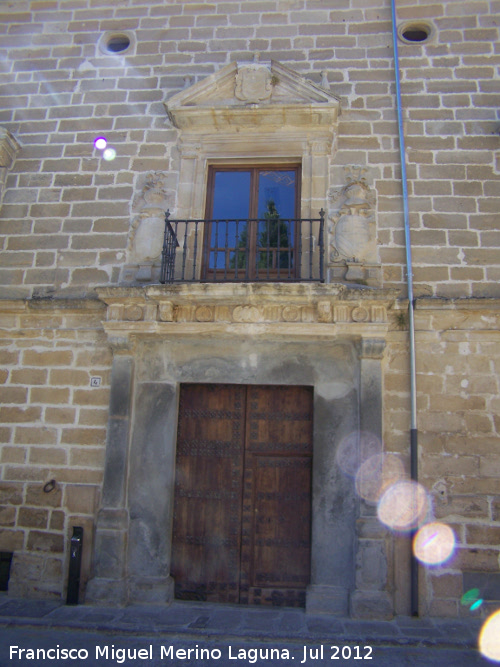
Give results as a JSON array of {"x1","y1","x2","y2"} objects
[{"x1": 203, "y1": 164, "x2": 302, "y2": 281}]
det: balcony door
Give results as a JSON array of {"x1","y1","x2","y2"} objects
[{"x1": 203, "y1": 166, "x2": 300, "y2": 281}]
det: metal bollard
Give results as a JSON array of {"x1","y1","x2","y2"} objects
[{"x1": 66, "y1": 526, "x2": 83, "y2": 605}]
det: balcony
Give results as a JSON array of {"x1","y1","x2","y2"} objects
[{"x1": 160, "y1": 210, "x2": 325, "y2": 284}]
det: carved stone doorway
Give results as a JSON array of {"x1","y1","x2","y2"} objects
[{"x1": 171, "y1": 383, "x2": 313, "y2": 607}]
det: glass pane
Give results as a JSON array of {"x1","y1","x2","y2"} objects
[
  {"x1": 257, "y1": 171, "x2": 296, "y2": 272},
  {"x1": 208, "y1": 223, "x2": 248, "y2": 273},
  {"x1": 206, "y1": 168, "x2": 298, "y2": 279},
  {"x1": 210, "y1": 172, "x2": 251, "y2": 273},
  {"x1": 257, "y1": 170, "x2": 296, "y2": 219},
  {"x1": 211, "y1": 171, "x2": 251, "y2": 219}
]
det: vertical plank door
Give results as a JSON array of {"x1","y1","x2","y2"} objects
[
  {"x1": 171, "y1": 384, "x2": 246, "y2": 602},
  {"x1": 241, "y1": 385, "x2": 313, "y2": 607},
  {"x1": 171, "y1": 384, "x2": 313, "y2": 607}
]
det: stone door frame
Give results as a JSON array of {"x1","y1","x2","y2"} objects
[{"x1": 86, "y1": 284, "x2": 395, "y2": 617}]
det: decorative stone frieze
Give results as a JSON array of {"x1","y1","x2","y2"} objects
[
  {"x1": 96, "y1": 284, "x2": 396, "y2": 343},
  {"x1": 158, "y1": 302, "x2": 174, "y2": 322},
  {"x1": 123, "y1": 305, "x2": 143, "y2": 321}
]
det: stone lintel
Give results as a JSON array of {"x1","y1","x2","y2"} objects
[
  {"x1": 168, "y1": 104, "x2": 338, "y2": 134},
  {"x1": 103, "y1": 321, "x2": 391, "y2": 343}
]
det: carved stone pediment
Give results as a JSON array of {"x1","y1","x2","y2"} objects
[{"x1": 165, "y1": 60, "x2": 340, "y2": 133}]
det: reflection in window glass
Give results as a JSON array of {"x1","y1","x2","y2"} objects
[
  {"x1": 206, "y1": 167, "x2": 298, "y2": 279},
  {"x1": 257, "y1": 171, "x2": 295, "y2": 274},
  {"x1": 258, "y1": 171, "x2": 296, "y2": 218}
]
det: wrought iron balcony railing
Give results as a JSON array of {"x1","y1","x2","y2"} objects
[{"x1": 160, "y1": 210, "x2": 325, "y2": 284}]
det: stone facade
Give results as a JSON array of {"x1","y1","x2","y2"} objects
[{"x1": 0, "y1": 0, "x2": 499, "y2": 619}]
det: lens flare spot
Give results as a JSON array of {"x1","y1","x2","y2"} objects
[
  {"x1": 461, "y1": 588, "x2": 481, "y2": 606},
  {"x1": 94, "y1": 136, "x2": 107, "y2": 150},
  {"x1": 103, "y1": 147, "x2": 117, "y2": 161},
  {"x1": 461, "y1": 589, "x2": 484, "y2": 611},
  {"x1": 355, "y1": 453, "x2": 405, "y2": 504},
  {"x1": 479, "y1": 609, "x2": 500, "y2": 662},
  {"x1": 413, "y1": 522, "x2": 455, "y2": 565},
  {"x1": 336, "y1": 431, "x2": 382, "y2": 478},
  {"x1": 377, "y1": 480, "x2": 429, "y2": 532}
]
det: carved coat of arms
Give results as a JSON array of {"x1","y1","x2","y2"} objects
[
  {"x1": 328, "y1": 166, "x2": 376, "y2": 263},
  {"x1": 235, "y1": 66, "x2": 273, "y2": 103}
]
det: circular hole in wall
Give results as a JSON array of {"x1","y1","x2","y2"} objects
[
  {"x1": 398, "y1": 21, "x2": 433, "y2": 44},
  {"x1": 105, "y1": 33, "x2": 131, "y2": 53}
]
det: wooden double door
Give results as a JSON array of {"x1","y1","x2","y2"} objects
[{"x1": 171, "y1": 384, "x2": 313, "y2": 607}]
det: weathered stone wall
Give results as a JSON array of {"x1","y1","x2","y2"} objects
[
  {"x1": 0, "y1": 0, "x2": 498, "y2": 297},
  {"x1": 384, "y1": 299, "x2": 500, "y2": 617},
  {"x1": 0, "y1": 299, "x2": 110, "y2": 598},
  {"x1": 0, "y1": 0, "x2": 499, "y2": 617}
]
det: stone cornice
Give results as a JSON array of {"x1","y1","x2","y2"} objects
[
  {"x1": 0, "y1": 297, "x2": 105, "y2": 314},
  {"x1": 415, "y1": 296, "x2": 500, "y2": 311},
  {"x1": 168, "y1": 103, "x2": 338, "y2": 133}
]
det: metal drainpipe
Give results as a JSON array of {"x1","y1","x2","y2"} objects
[{"x1": 390, "y1": 0, "x2": 420, "y2": 617}]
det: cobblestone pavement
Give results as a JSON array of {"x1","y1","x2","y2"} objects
[{"x1": 0, "y1": 596, "x2": 491, "y2": 666}]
